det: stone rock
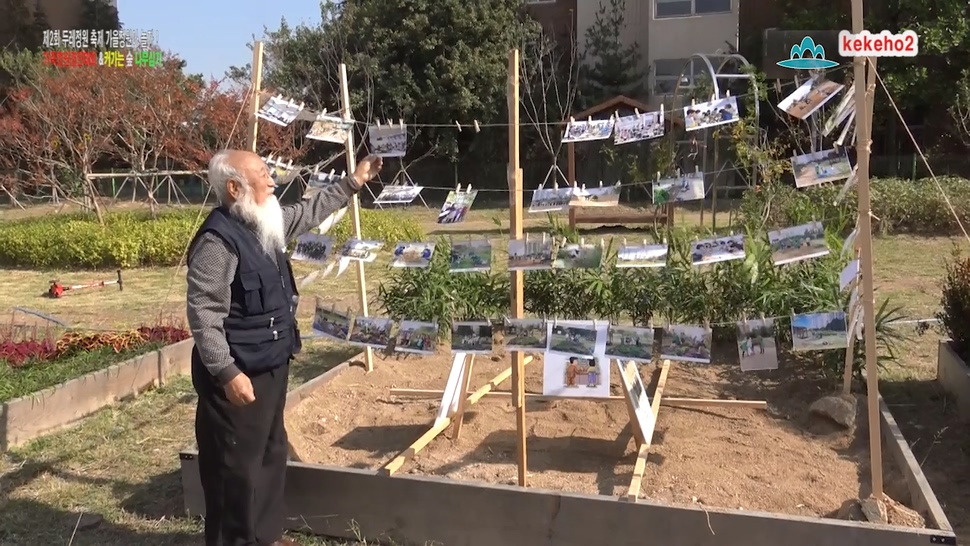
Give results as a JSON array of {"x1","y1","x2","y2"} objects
[
  {"x1": 885, "y1": 496, "x2": 926, "y2": 528},
  {"x1": 809, "y1": 394, "x2": 857, "y2": 428},
  {"x1": 836, "y1": 499, "x2": 865, "y2": 521},
  {"x1": 860, "y1": 497, "x2": 888, "y2": 524}
]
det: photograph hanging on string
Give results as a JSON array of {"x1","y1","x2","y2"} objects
[
  {"x1": 840, "y1": 259, "x2": 859, "y2": 291},
  {"x1": 449, "y1": 240, "x2": 492, "y2": 273},
  {"x1": 561, "y1": 118, "x2": 615, "y2": 143},
  {"x1": 683, "y1": 96, "x2": 740, "y2": 131},
  {"x1": 529, "y1": 186, "x2": 574, "y2": 213},
  {"x1": 306, "y1": 113, "x2": 354, "y2": 143},
  {"x1": 552, "y1": 242, "x2": 604, "y2": 269},
  {"x1": 437, "y1": 190, "x2": 478, "y2": 224},
  {"x1": 312, "y1": 300, "x2": 351, "y2": 341},
  {"x1": 615, "y1": 243, "x2": 668, "y2": 268},
  {"x1": 256, "y1": 96, "x2": 303, "y2": 126},
  {"x1": 339, "y1": 239, "x2": 383, "y2": 262},
  {"x1": 391, "y1": 242, "x2": 435, "y2": 268},
  {"x1": 792, "y1": 148, "x2": 853, "y2": 188},
  {"x1": 660, "y1": 324, "x2": 712, "y2": 364},
  {"x1": 736, "y1": 319, "x2": 778, "y2": 371},
  {"x1": 543, "y1": 355, "x2": 610, "y2": 398},
  {"x1": 307, "y1": 170, "x2": 342, "y2": 190},
  {"x1": 547, "y1": 321, "x2": 599, "y2": 358},
  {"x1": 791, "y1": 311, "x2": 848, "y2": 351},
  {"x1": 617, "y1": 360, "x2": 655, "y2": 441},
  {"x1": 778, "y1": 78, "x2": 844, "y2": 120},
  {"x1": 604, "y1": 325, "x2": 654, "y2": 363},
  {"x1": 292, "y1": 234, "x2": 334, "y2": 264},
  {"x1": 568, "y1": 183, "x2": 621, "y2": 208},
  {"x1": 367, "y1": 124, "x2": 408, "y2": 157},
  {"x1": 823, "y1": 83, "x2": 855, "y2": 136},
  {"x1": 450, "y1": 321, "x2": 494, "y2": 354},
  {"x1": 767, "y1": 221, "x2": 829, "y2": 265},
  {"x1": 394, "y1": 320, "x2": 438, "y2": 354},
  {"x1": 504, "y1": 318, "x2": 548, "y2": 351},
  {"x1": 691, "y1": 234, "x2": 746, "y2": 266},
  {"x1": 652, "y1": 173, "x2": 705, "y2": 204},
  {"x1": 614, "y1": 110, "x2": 664, "y2": 144},
  {"x1": 348, "y1": 317, "x2": 394, "y2": 348},
  {"x1": 374, "y1": 185, "x2": 424, "y2": 205},
  {"x1": 507, "y1": 238, "x2": 554, "y2": 271}
]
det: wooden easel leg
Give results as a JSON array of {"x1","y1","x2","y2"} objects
[
  {"x1": 625, "y1": 360, "x2": 671, "y2": 502},
  {"x1": 451, "y1": 354, "x2": 476, "y2": 440}
]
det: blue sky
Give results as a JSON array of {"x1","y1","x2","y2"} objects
[{"x1": 117, "y1": 0, "x2": 322, "y2": 82}]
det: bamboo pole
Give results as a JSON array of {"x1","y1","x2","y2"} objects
[{"x1": 246, "y1": 42, "x2": 264, "y2": 153}]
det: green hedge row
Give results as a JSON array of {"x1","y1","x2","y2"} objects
[{"x1": 0, "y1": 208, "x2": 425, "y2": 269}]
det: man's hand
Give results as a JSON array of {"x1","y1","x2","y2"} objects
[
  {"x1": 353, "y1": 155, "x2": 383, "y2": 186},
  {"x1": 225, "y1": 373, "x2": 256, "y2": 406}
]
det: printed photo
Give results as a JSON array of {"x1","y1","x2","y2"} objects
[
  {"x1": 823, "y1": 83, "x2": 855, "y2": 136},
  {"x1": 312, "y1": 301, "x2": 351, "y2": 341},
  {"x1": 683, "y1": 96, "x2": 740, "y2": 132},
  {"x1": 339, "y1": 239, "x2": 383, "y2": 262},
  {"x1": 568, "y1": 183, "x2": 621, "y2": 208},
  {"x1": 561, "y1": 118, "x2": 615, "y2": 143},
  {"x1": 307, "y1": 170, "x2": 342, "y2": 190},
  {"x1": 306, "y1": 114, "x2": 354, "y2": 143},
  {"x1": 292, "y1": 234, "x2": 333, "y2": 264},
  {"x1": 615, "y1": 244, "x2": 668, "y2": 269},
  {"x1": 449, "y1": 240, "x2": 492, "y2": 273},
  {"x1": 652, "y1": 174, "x2": 705, "y2": 205},
  {"x1": 840, "y1": 259, "x2": 859, "y2": 291},
  {"x1": 265, "y1": 159, "x2": 296, "y2": 186},
  {"x1": 374, "y1": 185, "x2": 424, "y2": 205},
  {"x1": 614, "y1": 110, "x2": 664, "y2": 144},
  {"x1": 451, "y1": 321, "x2": 494, "y2": 354},
  {"x1": 604, "y1": 325, "x2": 654, "y2": 363},
  {"x1": 736, "y1": 319, "x2": 778, "y2": 371},
  {"x1": 618, "y1": 361, "x2": 656, "y2": 440},
  {"x1": 778, "y1": 78, "x2": 844, "y2": 120},
  {"x1": 256, "y1": 96, "x2": 303, "y2": 126},
  {"x1": 792, "y1": 148, "x2": 853, "y2": 188},
  {"x1": 791, "y1": 311, "x2": 848, "y2": 351},
  {"x1": 507, "y1": 238, "x2": 554, "y2": 271},
  {"x1": 542, "y1": 354, "x2": 611, "y2": 399},
  {"x1": 767, "y1": 221, "x2": 830, "y2": 265},
  {"x1": 394, "y1": 320, "x2": 438, "y2": 355},
  {"x1": 438, "y1": 190, "x2": 478, "y2": 224},
  {"x1": 504, "y1": 318, "x2": 548, "y2": 351},
  {"x1": 548, "y1": 322, "x2": 599, "y2": 358},
  {"x1": 529, "y1": 186, "x2": 574, "y2": 213},
  {"x1": 391, "y1": 242, "x2": 435, "y2": 268},
  {"x1": 348, "y1": 317, "x2": 394, "y2": 348},
  {"x1": 660, "y1": 324, "x2": 712, "y2": 364},
  {"x1": 691, "y1": 235, "x2": 746, "y2": 266},
  {"x1": 553, "y1": 242, "x2": 604, "y2": 269},
  {"x1": 368, "y1": 124, "x2": 408, "y2": 157}
]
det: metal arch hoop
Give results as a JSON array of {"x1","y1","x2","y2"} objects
[{"x1": 672, "y1": 52, "x2": 760, "y2": 121}]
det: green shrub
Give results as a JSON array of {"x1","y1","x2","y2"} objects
[
  {"x1": 938, "y1": 246, "x2": 970, "y2": 360},
  {"x1": 325, "y1": 208, "x2": 425, "y2": 245}
]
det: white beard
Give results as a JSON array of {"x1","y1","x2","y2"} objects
[{"x1": 231, "y1": 193, "x2": 285, "y2": 255}]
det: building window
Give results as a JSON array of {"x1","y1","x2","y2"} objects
[
  {"x1": 653, "y1": 58, "x2": 701, "y2": 95},
  {"x1": 655, "y1": 0, "x2": 731, "y2": 18}
]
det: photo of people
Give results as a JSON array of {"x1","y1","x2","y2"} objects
[
  {"x1": 652, "y1": 173, "x2": 705, "y2": 205},
  {"x1": 792, "y1": 148, "x2": 853, "y2": 188},
  {"x1": 256, "y1": 96, "x2": 303, "y2": 126},
  {"x1": 507, "y1": 238, "x2": 554, "y2": 271},
  {"x1": 449, "y1": 240, "x2": 492, "y2": 273},
  {"x1": 306, "y1": 114, "x2": 354, "y2": 143},
  {"x1": 823, "y1": 83, "x2": 855, "y2": 136},
  {"x1": 778, "y1": 78, "x2": 845, "y2": 120},
  {"x1": 367, "y1": 124, "x2": 408, "y2": 157},
  {"x1": 736, "y1": 319, "x2": 778, "y2": 371},
  {"x1": 614, "y1": 110, "x2": 664, "y2": 144},
  {"x1": 292, "y1": 234, "x2": 333, "y2": 264},
  {"x1": 504, "y1": 318, "x2": 548, "y2": 351},
  {"x1": 394, "y1": 320, "x2": 438, "y2": 355},
  {"x1": 450, "y1": 321, "x2": 494, "y2": 354},
  {"x1": 552, "y1": 242, "x2": 604, "y2": 269},
  {"x1": 548, "y1": 322, "x2": 598, "y2": 358},
  {"x1": 307, "y1": 169, "x2": 342, "y2": 190},
  {"x1": 767, "y1": 221, "x2": 830, "y2": 265},
  {"x1": 604, "y1": 325, "x2": 654, "y2": 363},
  {"x1": 690, "y1": 235, "x2": 746, "y2": 266},
  {"x1": 790, "y1": 312, "x2": 848, "y2": 351},
  {"x1": 660, "y1": 324, "x2": 712, "y2": 364},
  {"x1": 529, "y1": 186, "x2": 574, "y2": 213},
  {"x1": 312, "y1": 300, "x2": 351, "y2": 341},
  {"x1": 568, "y1": 183, "x2": 621, "y2": 208},
  {"x1": 374, "y1": 185, "x2": 425, "y2": 205},
  {"x1": 348, "y1": 317, "x2": 394, "y2": 348},
  {"x1": 561, "y1": 118, "x2": 615, "y2": 143},
  {"x1": 615, "y1": 243, "x2": 668, "y2": 268},
  {"x1": 683, "y1": 96, "x2": 739, "y2": 131},
  {"x1": 339, "y1": 239, "x2": 383, "y2": 262},
  {"x1": 542, "y1": 354, "x2": 611, "y2": 399},
  {"x1": 437, "y1": 190, "x2": 478, "y2": 224},
  {"x1": 391, "y1": 242, "x2": 435, "y2": 268}
]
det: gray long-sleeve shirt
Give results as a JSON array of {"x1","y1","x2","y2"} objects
[{"x1": 186, "y1": 177, "x2": 359, "y2": 385}]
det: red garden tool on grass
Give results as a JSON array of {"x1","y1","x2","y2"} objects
[{"x1": 47, "y1": 270, "x2": 123, "y2": 298}]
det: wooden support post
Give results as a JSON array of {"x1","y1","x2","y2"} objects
[
  {"x1": 246, "y1": 41, "x2": 264, "y2": 153},
  {"x1": 625, "y1": 360, "x2": 670, "y2": 502},
  {"x1": 507, "y1": 48, "x2": 528, "y2": 487},
  {"x1": 567, "y1": 142, "x2": 577, "y2": 230},
  {"x1": 450, "y1": 355, "x2": 476, "y2": 440},
  {"x1": 339, "y1": 63, "x2": 374, "y2": 373},
  {"x1": 851, "y1": 0, "x2": 884, "y2": 499}
]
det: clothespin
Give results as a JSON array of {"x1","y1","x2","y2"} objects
[
  {"x1": 694, "y1": 165, "x2": 700, "y2": 174},
  {"x1": 656, "y1": 172, "x2": 661, "y2": 182},
  {"x1": 552, "y1": 180, "x2": 559, "y2": 190},
  {"x1": 580, "y1": 237, "x2": 585, "y2": 246},
  {"x1": 614, "y1": 110, "x2": 620, "y2": 120},
  {"x1": 285, "y1": 159, "x2": 294, "y2": 170},
  {"x1": 456, "y1": 183, "x2": 462, "y2": 192},
  {"x1": 598, "y1": 180, "x2": 603, "y2": 188},
  {"x1": 339, "y1": 170, "x2": 346, "y2": 177},
  {"x1": 569, "y1": 116, "x2": 575, "y2": 124},
  {"x1": 587, "y1": 116, "x2": 592, "y2": 124},
  {"x1": 467, "y1": 184, "x2": 473, "y2": 192},
  {"x1": 690, "y1": 98, "x2": 696, "y2": 107},
  {"x1": 297, "y1": 102, "x2": 305, "y2": 110},
  {"x1": 455, "y1": 120, "x2": 462, "y2": 131},
  {"x1": 581, "y1": 183, "x2": 586, "y2": 192},
  {"x1": 311, "y1": 164, "x2": 320, "y2": 174},
  {"x1": 622, "y1": 238, "x2": 628, "y2": 247},
  {"x1": 725, "y1": 89, "x2": 731, "y2": 97},
  {"x1": 274, "y1": 94, "x2": 283, "y2": 101},
  {"x1": 320, "y1": 109, "x2": 328, "y2": 116},
  {"x1": 376, "y1": 119, "x2": 381, "y2": 127},
  {"x1": 634, "y1": 108, "x2": 640, "y2": 116},
  {"x1": 660, "y1": 104, "x2": 665, "y2": 116},
  {"x1": 398, "y1": 119, "x2": 404, "y2": 128},
  {"x1": 614, "y1": 180, "x2": 621, "y2": 187},
  {"x1": 599, "y1": 237, "x2": 605, "y2": 248},
  {"x1": 473, "y1": 120, "x2": 480, "y2": 132},
  {"x1": 711, "y1": 93, "x2": 716, "y2": 102},
  {"x1": 676, "y1": 169, "x2": 681, "y2": 177}
]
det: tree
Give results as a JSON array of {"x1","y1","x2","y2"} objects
[
  {"x1": 520, "y1": 29, "x2": 580, "y2": 173},
  {"x1": 79, "y1": 0, "x2": 122, "y2": 31},
  {"x1": 0, "y1": 0, "x2": 45, "y2": 51},
  {"x1": 577, "y1": 0, "x2": 643, "y2": 108}
]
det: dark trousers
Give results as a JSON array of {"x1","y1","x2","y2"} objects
[{"x1": 193, "y1": 359, "x2": 290, "y2": 546}]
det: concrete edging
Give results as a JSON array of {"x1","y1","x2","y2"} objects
[{"x1": 937, "y1": 340, "x2": 970, "y2": 421}]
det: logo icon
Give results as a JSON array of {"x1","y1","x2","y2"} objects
[{"x1": 777, "y1": 36, "x2": 840, "y2": 70}]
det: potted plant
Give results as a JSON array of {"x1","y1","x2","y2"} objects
[{"x1": 936, "y1": 246, "x2": 970, "y2": 420}]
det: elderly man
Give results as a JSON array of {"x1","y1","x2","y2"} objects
[{"x1": 187, "y1": 149, "x2": 382, "y2": 546}]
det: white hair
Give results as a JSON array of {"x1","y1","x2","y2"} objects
[{"x1": 208, "y1": 150, "x2": 247, "y2": 205}]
